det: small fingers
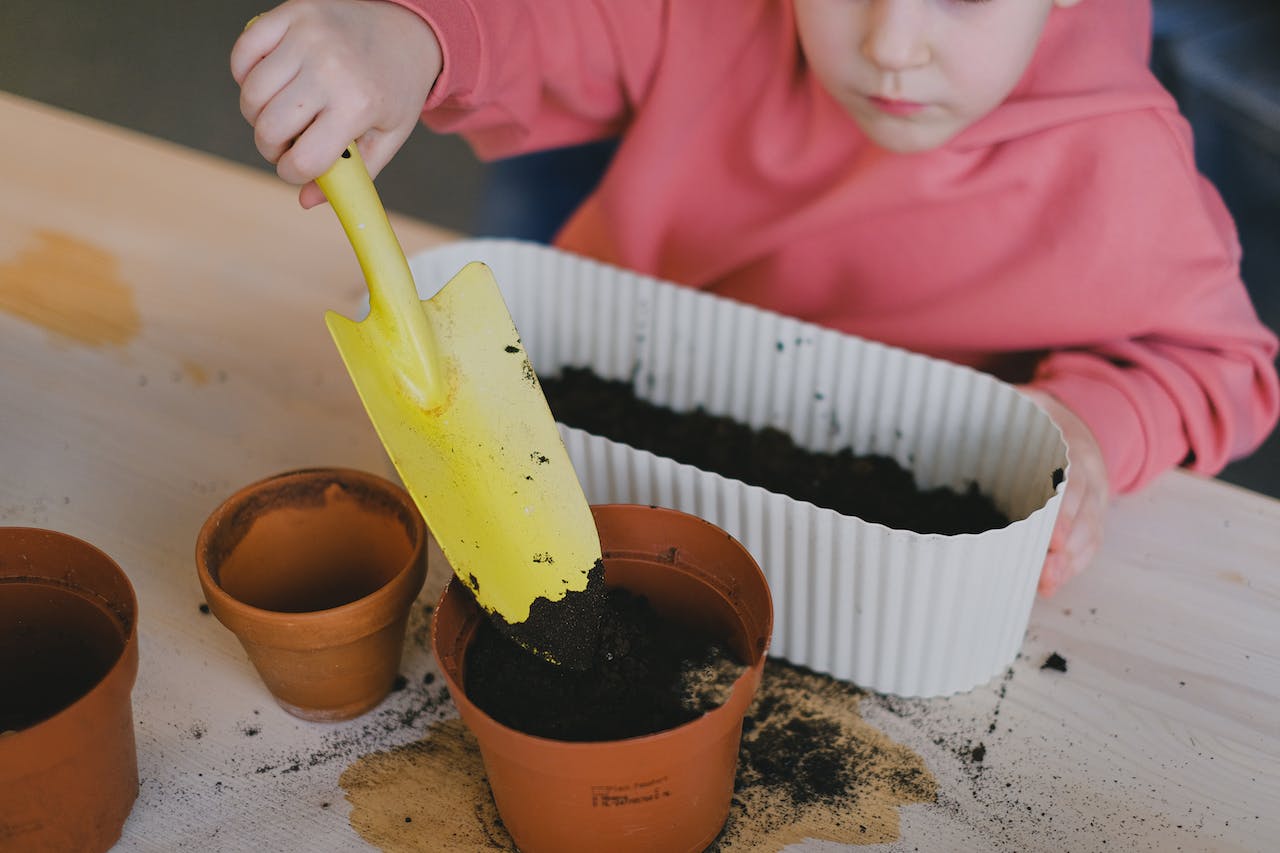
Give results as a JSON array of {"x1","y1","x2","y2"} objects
[
  {"x1": 1048, "y1": 512, "x2": 1070, "y2": 552},
  {"x1": 276, "y1": 101, "x2": 411, "y2": 187},
  {"x1": 238, "y1": 39, "x2": 305, "y2": 127},
  {"x1": 230, "y1": 10, "x2": 289, "y2": 86},
  {"x1": 252, "y1": 76, "x2": 325, "y2": 165},
  {"x1": 357, "y1": 124, "x2": 416, "y2": 181},
  {"x1": 295, "y1": 125, "x2": 411, "y2": 208},
  {"x1": 275, "y1": 107, "x2": 360, "y2": 186},
  {"x1": 1065, "y1": 500, "x2": 1103, "y2": 569},
  {"x1": 1048, "y1": 477, "x2": 1082, "y2": 551},
  {"x1": 1040, "y1": 496, "x2": 1105, "y2": 598},
  {"x1": 1038, "y1": 553, "x2": 1067, "y2": 597}
]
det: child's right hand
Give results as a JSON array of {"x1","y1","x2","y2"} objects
[{"x1": 230, "y1": 0, "x2": 442, "y2": 208}]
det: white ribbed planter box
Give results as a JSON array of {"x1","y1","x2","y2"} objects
[{"x1": 399, "y1": 239, "x2": 1067, "y2": 697}]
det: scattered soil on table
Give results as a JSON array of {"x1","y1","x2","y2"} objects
[
  {"x1": 238, "y1": 602, "x2": 457, "y2": 781},
  {"x1": 341, "y1": 717, "x2": 505, "y2": 852},
  {"x1": 1040, "y1": 652, "x2": 1068, "y2": 672},
  {"x1": 340, "y1": 658, "x2": 936, "y2": 852},
  {"x1": 540, "y1": 367, "x2": 1010, "y2": 534},
  {"x1": 465, "y1": 586, "x2": 744, "y2": 741},
  {"x1": 709, "y1": 662, "x2": 937, "y2": 850}
]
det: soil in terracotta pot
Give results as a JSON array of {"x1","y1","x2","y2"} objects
[
  {"x1": 464, "y1": 587, "x2": 745, "y2": 741},
  {"x1": 0, "y1": 580, "x2": 125, "y2": 730},
  {"x1": 540, "y1": 367, "x2": 1012, "y2": 535}
]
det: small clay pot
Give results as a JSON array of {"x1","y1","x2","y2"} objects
[
  {"x1": 196, "y1": 467, "x2": 427, "y2": 721},
  {"x1": 433, "y1": 504, "x2": 773, "y2": 853},
  {"x1": 0, "y1": 527, "x2": 140, "y2": 853}
]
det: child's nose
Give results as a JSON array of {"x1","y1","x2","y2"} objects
[{"x1": 861, "y1": 0, "x2": 931, "y2": 72}]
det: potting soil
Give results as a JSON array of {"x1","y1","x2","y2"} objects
[
  {"x1": 540, "y1": 367, "x2": 1011, "y2": 534},
  {"x1": 464, "y1": 586, "x2": 745, "y2": 741}
]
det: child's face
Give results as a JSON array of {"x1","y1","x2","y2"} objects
[{"x1": 793, "y1": 0, "x2": 1078, "y2": 153}]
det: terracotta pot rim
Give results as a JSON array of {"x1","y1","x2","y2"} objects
[
  {"x1": 194, "y1": 467, "x2": 427, "y2": 635},
  {"x1": 0, "y1": 528, "x2": 139, "y2": 754},
  {"x1": 433, "y1": 502, "x2": 774, "y2": 751}
]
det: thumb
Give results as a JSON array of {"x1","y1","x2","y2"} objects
[
  {"x1": 299, "y1": 181, "x2": 328, "y2": 210},
  {"x1": 356, "y1": 124, "x2": 416, "y2": 183},
  {"x1": 298, "y1": 126, "x2": 413, "y2": 209}
]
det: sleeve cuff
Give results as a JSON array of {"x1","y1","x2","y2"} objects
[
  {"x1": 380, "y1": 0, "x2": 484, "y2": 108},
  {"x1": 1030, "y1": 366, "x2": 1149, "y2": 494}
]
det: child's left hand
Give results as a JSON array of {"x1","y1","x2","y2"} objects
[{"x1": 1019, "y1": 388, "x2": 1110, "y2": 596}]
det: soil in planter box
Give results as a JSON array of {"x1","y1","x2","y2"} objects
[
  {"x1": 541, "y1": 367, "x2": 1011, "y2": 535},
  {"x1": 464, "y1": 586, "x2": 745, "y2": 741}
]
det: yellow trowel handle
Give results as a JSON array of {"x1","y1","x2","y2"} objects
[{"x1": 316, "y1": 145, "x2": 443, "y2": 407}]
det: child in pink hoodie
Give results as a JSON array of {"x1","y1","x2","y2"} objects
[{"x1": 232, "y1": 0, "x2": 1279, "y2": 596}]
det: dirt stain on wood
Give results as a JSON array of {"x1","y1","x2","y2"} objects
[
  {"x1": 340, "y1": 660, "x2": 936, "y2": 851},
  {"x1": 340, "y1": 718, "x2": 511, "y2": 852},
  {"x1": 0, "y1": 230, "x2": 140, "y2": 347},
  {"x1": 712, "y1": 661, "x2": 937, "y2": 849},
  {"x1": 182, "y1": 360, "x2": 210, "y2": 386}
]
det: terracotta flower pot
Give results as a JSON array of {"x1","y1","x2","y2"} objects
[
  {"x1": 433, "y1": 504, "x2": 774, "y2": 853},
  {"x1": 0, "y1": 527, "x2": 140, "y2": 853},
  {"x1": 196, "y1": 467, "x2": 427, "y2": 721}
]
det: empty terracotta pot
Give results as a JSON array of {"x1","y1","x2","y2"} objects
[
  {"x1": 0, "y1": 527, "x2": 140, "y2": 853},
  {"x1": 433, "y1": 504, "x2": 773, "y2": 853},
  {"x1": 196, "y1": 467, "x2": 427, "y2": 721}
]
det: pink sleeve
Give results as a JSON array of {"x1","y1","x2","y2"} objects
[
  {"x1": 1031, "y1": 115, "x2": 1279, "y2": 494},
  {"x1": 384, "y1": 0, "x2": 666, "y2": 160},
  {"x1": 1033, "y1": 329, "x2": 1277, "y2": 494}
]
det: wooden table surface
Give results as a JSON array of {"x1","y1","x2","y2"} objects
[{"x1": 2, "y1": 91, "x2": 1277, "y2": 853}]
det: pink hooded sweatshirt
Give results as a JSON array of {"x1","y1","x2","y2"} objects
[{"x1": 393, "y1": 0, "x2": 1279, "y2": 494}]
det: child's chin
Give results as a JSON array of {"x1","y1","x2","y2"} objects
[{"x1": 855, "y1": 116, "x2": 964, "y2": 154}]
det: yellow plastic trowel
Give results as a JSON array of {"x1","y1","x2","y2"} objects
[{"x1": 316, "y1": 146, "x2": 605, "y2": 668}]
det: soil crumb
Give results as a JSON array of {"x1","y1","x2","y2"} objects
[
  {"x1": 341, "y1": 659, "x2": 936, "y2": 851},
  {"x1": 1041, "y1": 652, "x2": 1068, "y2": 673}
]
